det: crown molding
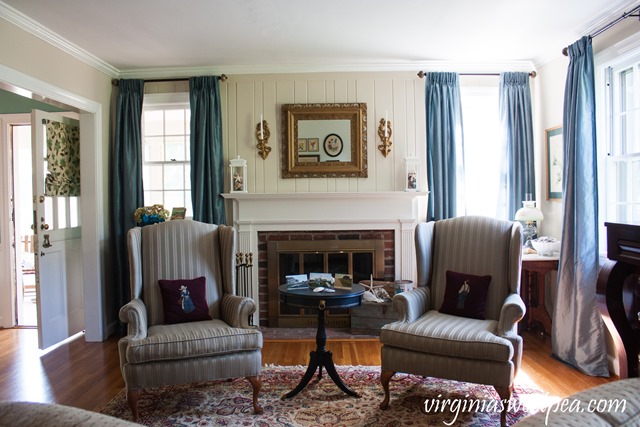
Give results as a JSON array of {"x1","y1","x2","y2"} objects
[{"x1": 0, "y1": 1, "x2": 119, "y2": 78}]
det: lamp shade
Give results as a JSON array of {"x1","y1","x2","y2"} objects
[{"x1": 515, "y1": 200, "x2": 544, "y2": 221}]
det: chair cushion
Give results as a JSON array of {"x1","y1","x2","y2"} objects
[
  {"x1": 158, "y1": 276, "x2": 212, "y2": 324},
  {"x1": 439, "y1": 270, "x2": 492, "y2": 320},
  {"x1": 125, "y1": 319, "x2": 263, "y2": 364},
  {"x1": 380, "y1": 310, "x2": 513, "y2": 363}
]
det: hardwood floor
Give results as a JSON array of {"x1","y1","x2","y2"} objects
[{"x1": 0, "y1": 328, "x2": 613, "y2": 413}]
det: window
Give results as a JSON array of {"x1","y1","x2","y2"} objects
[
  {"x1": 602, "y1": 55, "x2": 640, "y2": 227},
  {"x1": 459, "y1": 79, "x2": 505, "y2": 219},
  {"x1": 141, "y1": 93, "x2": 192, "y2": 216}
]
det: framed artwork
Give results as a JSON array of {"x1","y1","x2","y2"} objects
[
  {"x1": 308, "y1": 138, "x2": 320, "y2": 152},
  {"x1": 170, "y1": 207, "x2": 187, "y2": 220},
  {"x1": 323, "y1": 133, "x2": 343, "y2": 157},
  {"x1": 546, "y1": 126, "x2": 563, "y2": 200},
  {"x1": 297, "y1": 138, "x2": 308, "y2": 152}
]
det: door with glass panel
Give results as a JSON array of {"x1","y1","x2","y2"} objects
[{"x1": 32, "y1": 109, "x2": 83, "y2": 349}]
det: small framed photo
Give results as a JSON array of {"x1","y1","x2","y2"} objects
[
  {"x1": 170, "y1": 207, "x2": 187, "y2": 220},
  {"x1": 323, "y1": 133, "x2": 343, "y2": 157},
  {"x1": 546, "y1": 126, "x2": 563, "y2": 200},
  {"x1": 297, "y1": 138, "x2": 308, "y2": 152},
  {"x1": 308, "y1": 138, "x2": 320, "y2": 152}
]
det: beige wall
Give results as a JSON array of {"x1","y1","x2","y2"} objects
[{"x1": 0, "y1": 18, "x2": 115, "y2": 330}]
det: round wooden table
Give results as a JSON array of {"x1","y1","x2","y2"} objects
[{"x1": 278, "y1": 283, "x2": 365, "y2": 399}]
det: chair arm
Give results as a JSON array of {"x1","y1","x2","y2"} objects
[
  {"x1": 221, "y1": 294, "x2": 256, "y2": 328},
  {"x1": 392, "y1": 287, "x2": 431, "y2": 323},
  {"x1": 497, "y1": 292, "x2": 526, "y2": 336},
  {"x1": 118, "y1": 298, "x2": 148, "y2": 339}
]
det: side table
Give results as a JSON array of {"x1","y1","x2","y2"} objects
[
  {"x1": 521, "y1": 253, "x2": 559, "y2": 336},
  {"x1": 278, "y1": 283, "x2": 365, "y2": 399}
]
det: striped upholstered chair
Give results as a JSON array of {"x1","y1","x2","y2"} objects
[
  {"x1": 118, "y1": 220, "x2": 263, "y2": 421},
  {"x1": 380, "y1": 216, "x2": 524, "y2": 427}
]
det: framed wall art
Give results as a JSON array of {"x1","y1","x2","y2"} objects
[{"x1": 546, "y1": 126, "x2": 563, "y2": 200}]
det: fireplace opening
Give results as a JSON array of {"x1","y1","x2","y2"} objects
[{"x1": 258, "y1": 230, "x2": 394, "y2": 327}]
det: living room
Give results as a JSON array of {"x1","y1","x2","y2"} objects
[{"x1": 0, "y1": 1, "x2": 639, "y2": 426}]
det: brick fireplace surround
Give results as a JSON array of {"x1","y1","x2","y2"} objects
[
  {"x1": 258, "y1": 229, "x2": 394, "y2": 326},
  {"x1": 222, "y1": 191, "x2": 428, "y2": 325}
]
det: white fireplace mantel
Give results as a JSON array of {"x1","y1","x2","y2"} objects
[{"x1": 222, "y1": 191, "x2": 428, "y2": 305}]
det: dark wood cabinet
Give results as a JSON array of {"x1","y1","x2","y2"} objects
[{"x1": 596, "y1": 222, "x2": 640, "y2": 378}]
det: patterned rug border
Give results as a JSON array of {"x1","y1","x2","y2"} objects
[{"x1": 101, "y1": 364, "x2": 550, "y2": 426}]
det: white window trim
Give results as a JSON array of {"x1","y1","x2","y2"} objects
[{"x1": 595, "y1": 31, "x2": 640, "y2": 254}]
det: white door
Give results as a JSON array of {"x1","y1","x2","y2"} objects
[{"x1": 32, "y1": 110, "x2": 84, "y2": 350}]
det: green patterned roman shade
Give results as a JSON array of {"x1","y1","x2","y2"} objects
[{"x1": 44, "y1": 119, "x2": 80, "y2": 196}]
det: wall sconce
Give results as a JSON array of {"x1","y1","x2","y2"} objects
[
  {"x1": 256, "y1": 115, "x2": 271, "y2": 160},
  {"x1": 377, "y1": 114, "x2": 392, "y2": 157}
]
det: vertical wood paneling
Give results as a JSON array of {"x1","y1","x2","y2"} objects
[
  {"x1": 374, "y1": 79, "x2": 394, "y2": 191},
  {"x1": 253, "y1": 83, "x2": 264, "y2": 193},
  {"x1": 356, "y1": 79, "x2": 376, "y2": 193},
  {"x1": 412, "y1": 79, "x2": 427, "y2": 191},
  {"x1": 275, "y1": 81, "x2": 296, "y2": 193},
  {"x1": 262, "y1": 81, "x2": 278, "y2": 190},
  {"x1": 223, "y1": 73, "x2": 427, "y2": 195},
  {"x1": 234, "y1": 82, "x2": 255, "y2": 193}
]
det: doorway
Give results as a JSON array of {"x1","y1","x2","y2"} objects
[{"x1": 10, "y1": 123, "x2": 36, "y2": 326}]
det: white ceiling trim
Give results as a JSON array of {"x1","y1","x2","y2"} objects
[{"x1": 0, "y1": 1, "x2": 119, "y2": 78}]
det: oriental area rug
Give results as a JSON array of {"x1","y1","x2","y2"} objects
[{"x1": 101, "y1": 365, "x2": 551, "y2": 426}]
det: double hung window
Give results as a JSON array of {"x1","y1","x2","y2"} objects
[
  {"x1": 141, "y1": 93, "x2": 192, "y2": 216},
  {"x1": 602, "y1": 60, "x2": 640, "y2": 225}
]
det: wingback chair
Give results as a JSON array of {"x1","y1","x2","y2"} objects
[
  {"x1": 118, "y1": 220, "x2": 263, "y2": 421},
  {"x1": 379, "y1": 216, "x2": 525, "y2": 427}
]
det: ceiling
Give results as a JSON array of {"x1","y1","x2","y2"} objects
[{"x1": 1, "y1": 0, "x2": 640, "y2": 76}]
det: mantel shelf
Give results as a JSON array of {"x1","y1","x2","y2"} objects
[{"x1": 222, "y1": 191, "x2": 428, "y2": 201}]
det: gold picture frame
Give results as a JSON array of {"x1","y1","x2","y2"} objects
[{"x1": 281, "y1": 103, "x2": 367, "y2": 178}]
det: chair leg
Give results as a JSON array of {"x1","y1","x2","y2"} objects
[
  {"x1": 494, "y1": 385, "x2": 513, "y2": 427},
  {"x1": 379, "y1": 370, "x2": 396, "y2": 410},
  {"x1": 126, "y1": 388, "x2": 142, "y2": 422},
  {"x1": 246, "y1": 376, "x2": 263, "y2": 414}
]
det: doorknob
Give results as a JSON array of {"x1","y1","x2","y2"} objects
[{"x1": 40, "y1": 216, "x2": 49, "y2": 230}]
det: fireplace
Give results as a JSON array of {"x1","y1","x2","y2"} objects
[
  {"x1": 261, "y1": 230, "x2": 393, "y2": 327},
  {"x1": 222, "y1": 191, "x2": 428, "y2": 326}
]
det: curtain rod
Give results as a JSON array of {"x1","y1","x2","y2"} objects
[
  {"x1": 562, "y1": 5, "x2": 640, "y2": 56},
  {"x1": 111, "y1": 74, "x2": 228, "y2": 86},
  {"x1": 417, "y1": 71, "x2": 537, "y2": 78}
]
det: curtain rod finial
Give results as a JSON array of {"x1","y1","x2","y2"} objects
[
  {"x1": 562, "y1": 47, "x2": 568, "y2": 56},
  {"x1": 220, "y1": 74, "x2": 228, "y2": 82},
  {"x1": 530, "y1": 71, "x2": 537, "y2": 78},
  {"x1": 417, "y1": 71, "x2": 426, "y2": 78}
]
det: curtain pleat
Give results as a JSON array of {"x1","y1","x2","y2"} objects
[
  {"x1": 189, "y1": 76, "x2": 226, "y2": 224},
  {"x1": 499, "y1": 72, "x2": 535, "y2": 220},
  {"x1": 109, "y1": 79, "x2": 145, "y2": 315},
  {"x1": 426, "y1": 72, "x2": 464, "y2": 221},
  {"x1": 552, "y1": 36, "x2": 608, "y2": 376}
]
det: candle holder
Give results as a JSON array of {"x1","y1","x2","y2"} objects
[
  {"x1": 377, "y1": 118, "x2": 392, "y2": 157},
  {"x1": 256, "y1": 119, "x2": 271, "y2": 160}
]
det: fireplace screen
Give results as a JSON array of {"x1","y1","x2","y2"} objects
[{"x1": 267, "y1": 239, "x2": 385, "y2": 327}]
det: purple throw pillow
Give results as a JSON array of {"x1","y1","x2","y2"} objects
[
  {"x1": 158, "y1": 276, "x2": 212, "y2": 325},
  {"x1": 439, "y1": 270, "x2": 492, "y2": 320}
]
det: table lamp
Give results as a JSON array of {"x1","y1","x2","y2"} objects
[{"x1": 515, "y1": 196, "x2": 543, "y2": 249}]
